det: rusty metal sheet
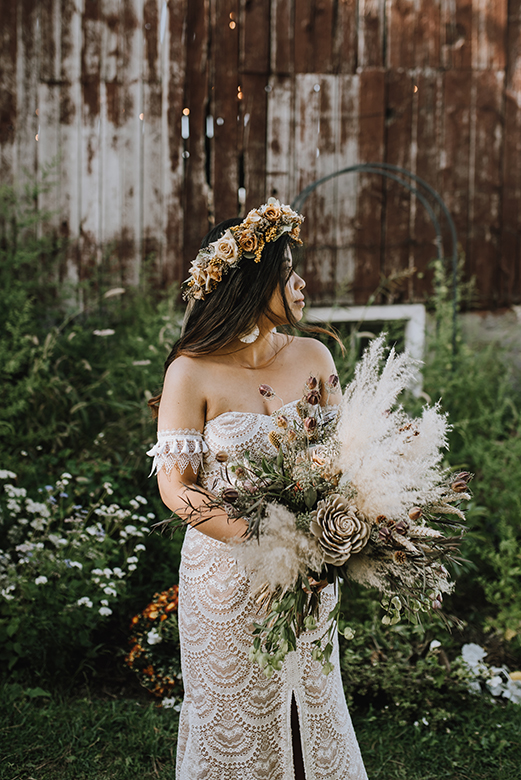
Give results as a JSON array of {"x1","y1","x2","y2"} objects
[
  {"x1": 467, "y1": 70, "x2": 504, "y2": 306},
  {"x1": 382, "y1": 69, "x2": 414, "y2": 295},
  {"x1": 293, "y1": 0, "x2": 335, "y2": 74},
  {"x1": 332, "y1": 0, "x2": 357, "y2": 75},
  {"x1": 211, "y1": 0, "x2": 240, "y2": 224},
  {"x1": 414, "y1": 72, "x2": 443, "y2": 300},
  {"x1": 0, "y1": 0, "x2": 18, "y2": 182},
  {"x1": 163, "y1": 0, "x2": 188, "y2": 287},
  {"x1": 439, "y1": 69, "x2": 473, "y2": 271},
  {"x1": 358, "y1": 0, "x2": 385, "y2": 68},
  {"x1": 241, "y1": 0, "x2": 270, "y2": 75},
  {"x1": 271, "y1": 0, "x2": 294, "y2": 75},
  {"x1": 352, "y1": 68, "x2": 385, "y2": 304},
  {"x1": 182, "y1": 0, "x2": 211, "y2": 274},
  {"x1": 265, "y1": 75, "x2": 295, "y2": 203},
  {"x1": 471, "y1": 0, "x2": 507, "y2": 70},
  {"x1": 441, "y1": 0, "x2": 472, "y2": 69},
  {"x1": 388, "y1": 0, "x2": 441, "y2": 69},
  {"x1": 500, "y1": 0, "x2": 521, "y2": 304}
]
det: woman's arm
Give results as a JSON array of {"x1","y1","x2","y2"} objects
[{"x1": 155, "y1": 356, "x2": 248, "y2": 542}]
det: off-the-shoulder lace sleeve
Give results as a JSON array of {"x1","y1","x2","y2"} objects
[{"x1": 146, "y1": 429, "x2": 208, "y2": 477}]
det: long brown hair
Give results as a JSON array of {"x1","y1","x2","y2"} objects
[{"x1": 148, "y1": 217, "x2": 341, "y2": 416}]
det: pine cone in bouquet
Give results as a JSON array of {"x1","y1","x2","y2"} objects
[{"x1": 310, "y1": 494, "x2": 371, "y2": 565}]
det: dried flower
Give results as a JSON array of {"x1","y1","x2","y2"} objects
[
  {"x1": 394, "y1": 520, "x2": 409, "y2": 535},
  {"x1": 310, "y1": 494, "x2": 371, "y2": 565},
  {"x1": 454, "y1": 471, "x2": 471, "y2": 483},
  {"x1": 375, "y1": 515, "x2": 387, "y2": 524},
  {"x1": 276, "y1": 415, "x2": 288, "y2": 428},
  {"x1": 306, "y1": 376, "x2": 318, "y2": 390},
  {"x1": 222, "y1": 487, "x2": 239, "y2": 504},
  {"x1": 378, "y1": 526, "x2": 392, "y2": 541},
  {"x1": 311, "y1": 446, "x2": 327, "y2": 466},
  {"x1": 296, "y1": 400, "x2": 308, "y2": 419},
  {"x1": 259, "y1": 384, "x2": 275, "y2": 398},
  {"x1": 326, "y1": 374, "x2": 339, "y2": 389},
  {"x1": 234, "y1": 466, "x2": 246, "y2": 479},
  {"x1": 303, "y1": 417, "x2": 317, "y2": 434},
  {"x1": 215, "y1": 451, "x2": 228, "y2": 463},
  {"x1": 393, "y1": 550, "x2": 407, "y2": 564},
  {"x1": 408, "y1": 507, "x2": 422, "y2": 521},
  {"x1": 268, "y1": 431, "x2": 282, "y2": 449},
  {"x1": 287, "y1": 429, "x2": 297, "y2": 443},
  {"x1": 306, "y1": 389, "x2": 321, "y2": 406},
  {"x1": 451, "y1": 480, "x2": 468, "y2": 493}
]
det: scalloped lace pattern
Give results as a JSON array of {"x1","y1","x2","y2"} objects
[
  {"x1": 174, "y1": 403, "x2": 368, "y2": 779},
  {"x1": 147, "y1": 428, "x2": 209, "y2": 476}
]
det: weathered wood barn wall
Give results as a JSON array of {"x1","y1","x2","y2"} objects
[{"x1": 1, "y1": 0, "x2": 520, "y2": 308}]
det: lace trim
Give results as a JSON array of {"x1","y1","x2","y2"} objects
[{"x1": 147, "y1": 428, "x2": 208, "y2": 476}]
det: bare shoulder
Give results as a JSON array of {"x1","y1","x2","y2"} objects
[
  {"x1": 159, "y1": 355, "x2": 207, "y2": 431},
  {"x1": 289, "y1": 335, "x2": 336, "y2": 370}
]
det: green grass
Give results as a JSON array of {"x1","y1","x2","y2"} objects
[{"x1": 1, "y1": 685, "x2": 520, "y2": 779}]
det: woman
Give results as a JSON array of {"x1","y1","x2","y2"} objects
[{"x1": 148, "y1": 199, "x2": 368, "y2": 780}]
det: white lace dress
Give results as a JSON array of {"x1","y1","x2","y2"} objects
[{"x1": 148, "y1": 401, "x2": 368, "y2": 780}]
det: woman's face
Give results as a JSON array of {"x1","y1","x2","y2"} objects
[{"x1": 269, "y1": 251, "x2": 306, "y2": 324}]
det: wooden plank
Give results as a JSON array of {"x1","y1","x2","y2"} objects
[
  {"x1": 182, "y1": 0, "x2": 211, "y2": 275},
  {"x1": 358, "y1": 0, "x2": 385, "y2": 68},
  {"x1": 270, "y1": 0, "x2": 294, "y2": 75},
  {"x1": 265, "y1": 75, "x2": 294, "y2": 203},
  {"x1": 0, "y1": 0, "x2": 18, "y2": 184},
  {"x1": 467, "y1": 70, "x2": 504, "y2": 306},
  {"x1": 212, "y1": 0, "x2": 240, "y2": 223},
  {"x1": 499, "y1": 0, "x2": 521, "y2": 305},
  {"x1": 352, "y1": 68, "x2": 385, "y2": 304},
  {"x1": 292, "y1": 0, "x2": 335, "y2": 74},
  {"x1": 163, "y1": 0, "x2": 187, "y2": 286}
]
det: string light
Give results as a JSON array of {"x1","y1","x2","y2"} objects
[{"x1": 182, "y1": 107, "x2": 190, "y2": 116}]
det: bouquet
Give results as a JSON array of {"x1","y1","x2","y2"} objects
[{"x1": 184, "y1": 336, "x2": 470, "y2": 676}]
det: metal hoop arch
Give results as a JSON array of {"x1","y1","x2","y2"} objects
[{"x1": 291, "y1": 163, "x2": 459, "y2": 352}]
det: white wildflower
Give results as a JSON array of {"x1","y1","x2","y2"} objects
[
  {"x1": 26, "y1": 499, "x2": 50, "y2": 517},
  {"x1": 99, "y1": 606, "x2": 112, "y2": 616},
  {"x1": 30, "y1": 518, "x2": 47, "y2": 531},
  {"x1": 147, "y1": 628, "x2": 162, "y2": 645},
  {"x1": 5, "y1": 485, "x2": 27, "y2": 499},
  {"x1": 92, "y1": 568, "x2": 103, "y2": 576},
  {"x1": 100, "y1": 599, "x2": 109, "y2": 606},
  {"x1": 68, "y1": 561, "x2": 83, "y2": 570},
  {"x1": 461, "y1": 643, "x2": 487, "y2": 671},
  {"x1": 103, "y1": 568, "x2": 112, "y2": 577},
  {"x1": 124, "y1": 525, "x2": 138, "y2": 535},
  {"x1": 161, "y1": 697, "x2": 182, "y2": 711},
  {"x1": 135, "y1": 496, "x2": 147, "y2": 505},
  {"x1": 112, "y1": 567, "x2": 125, "y2": 578},
  {"x1": 77, "y1": 597, "x2": 93, "y2": 608},
  {"x1": 103, "y1": 587, "x2": 117, "y2": 597},
  {"x1": 35, "y1": 576, "x2": 48, "y2": 585},
  {"x1": 93, "y1": 329, "x2": 115, "y2": 337},
  {"x1": 0, "y1": 470, "x2": 16, "y2": 480},
  {"x1": 135, "y1": 544, "x2": 146, "y2": 552},
  {"x1": 429, "y1": 640, "x2": 442, "y2": 651},
  {"x1": 127, "y1": 556, "x2": 138, "y2": 564},
  {"x1": 127, "y1": 564, "x2": 137, "y2": 572},
  {"x1": 129, "y1": 500, "x2": 139, "y2": 510}
]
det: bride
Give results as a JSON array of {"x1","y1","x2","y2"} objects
[{"x1": 148, "y1": 199, "x2": 368, "y2": 780}]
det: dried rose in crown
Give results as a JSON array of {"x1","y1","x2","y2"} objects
[{"x1": 310, "y1": 494, "x2": 371, "y2": 565}]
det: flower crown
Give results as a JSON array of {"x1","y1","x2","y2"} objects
[{"x1": 183, "y1": 198, "x2": 304, "y2": 301}]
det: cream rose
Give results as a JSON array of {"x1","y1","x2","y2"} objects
[{"x1": 215, "y1": 230, "x2": 239, "y2": 264}]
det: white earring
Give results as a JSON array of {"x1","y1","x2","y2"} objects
[{"x1": 239, "y1": 324, "x2": 260, "y2": 344}]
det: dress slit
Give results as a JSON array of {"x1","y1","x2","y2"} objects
[{"x1": 291, "y1": 693, "x2": 306, "y2": 780}]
